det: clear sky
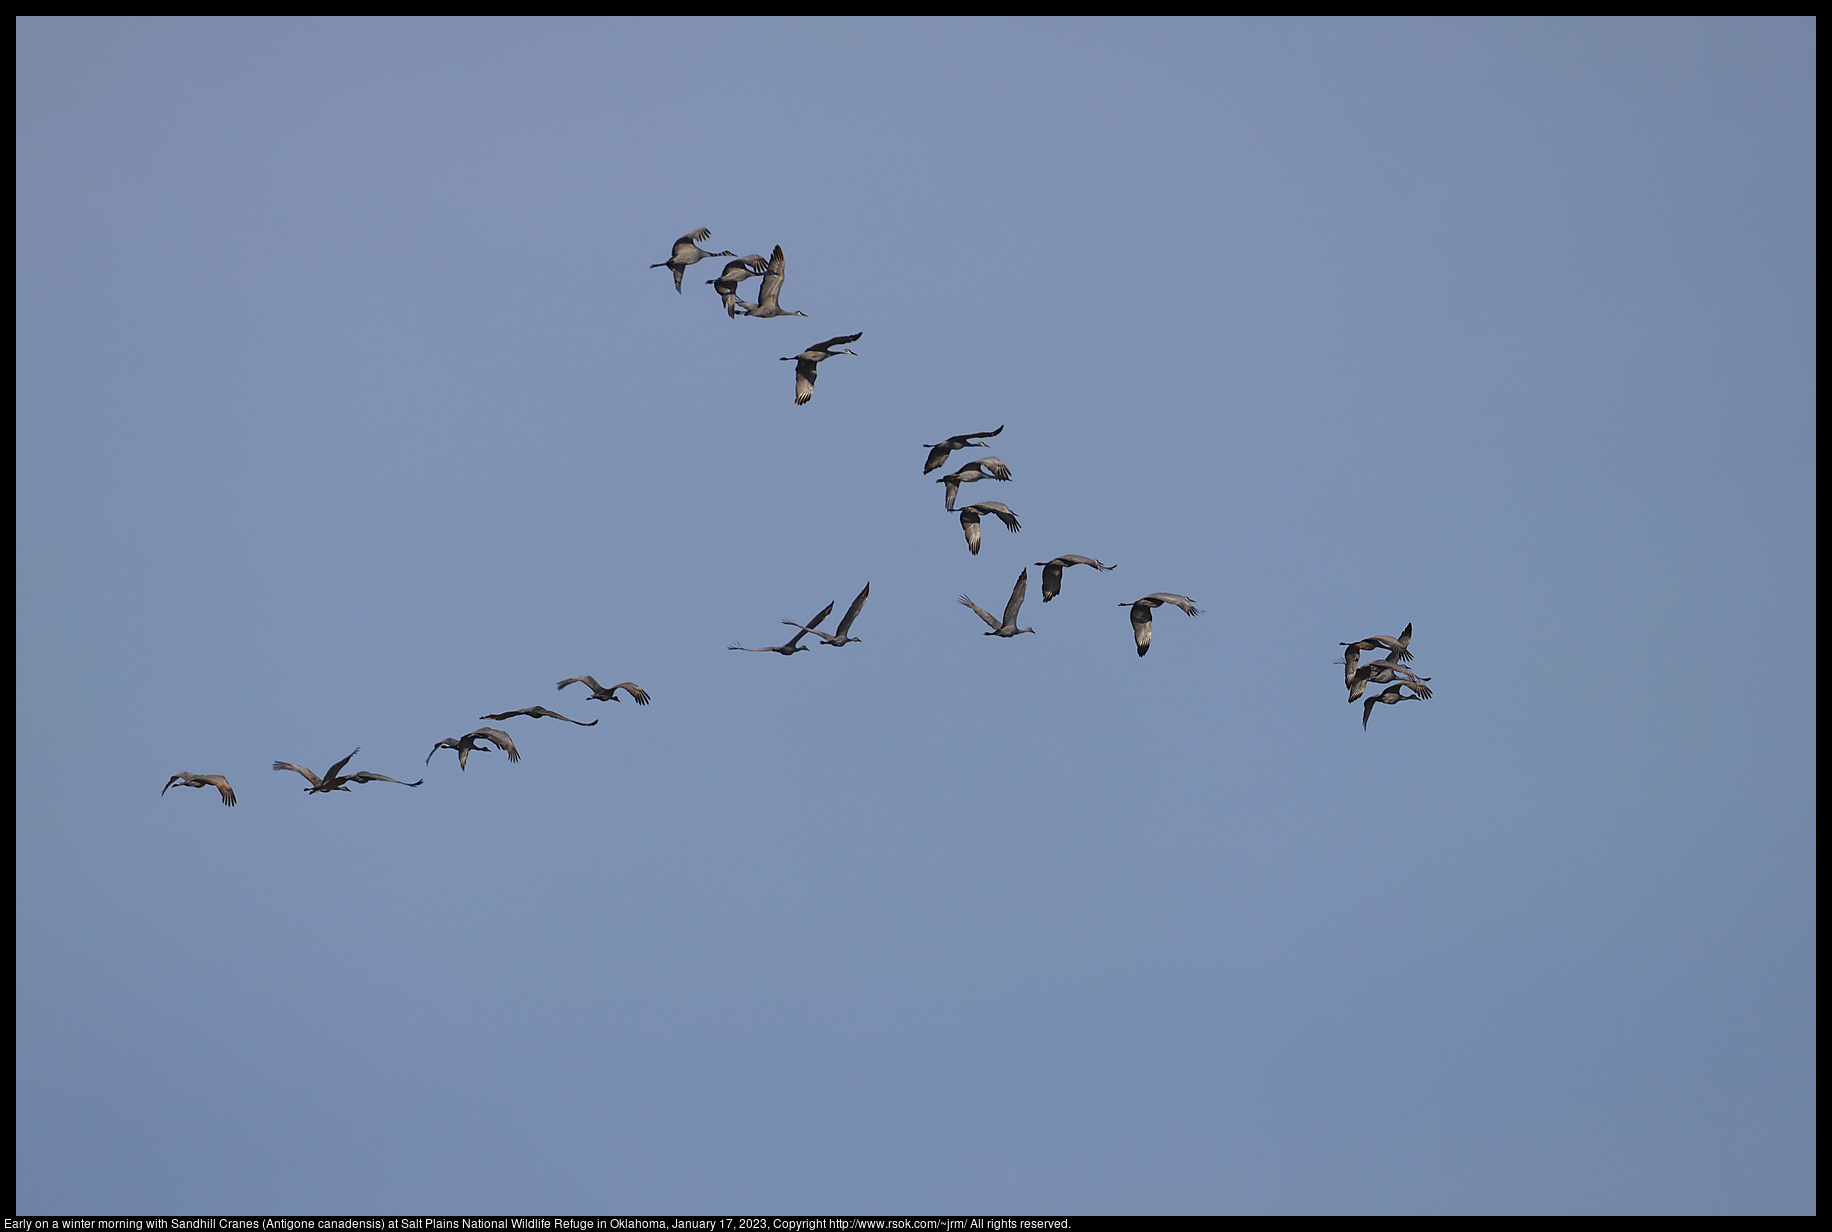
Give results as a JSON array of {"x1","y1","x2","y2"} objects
[{"x1": 16, "y1": 17, "x2": 1814, "y2": 1215}]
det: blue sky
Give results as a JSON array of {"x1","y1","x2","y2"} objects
[{"x1": 16, "y1": 17, "x2": 1814, "y2": 1214}]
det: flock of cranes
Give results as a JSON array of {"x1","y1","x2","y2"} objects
[
  {"x1": 1338, "y1": 623, "x2": 1434, "y2": 729},
  {"x1": 162, "y1": 226, "x2": 1430, "y2": 808},
  {"x1": 163, "y1": 674, "x2": 652, "y2": 807}
]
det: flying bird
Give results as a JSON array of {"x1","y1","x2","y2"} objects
[
  {"x1": 781, "y1": 333, "x2": 861, "y2": 404},
  {"x1": 706, "y1": 255, "x2": 770, "y2": 316},
  {"x1": 1120, "y1": 594, "x2": 1201, "y2": 657},
  {"x1": 959, "y1": 568, "x2": 1036, "y2": 638},
  {"x1": 782, "y1": 583, "x2": 870, "y2": 646},
  {"x1": 738, "y1": 245, "x2": 807, "y2": 318},
  {"x1": 1340, "y1": 623, "x2": 1414, "y2": 663},
  {"x1": 923, "y1": 426, "x2": 1004, "y2": 474},
  {"x1": 937, "y1": 457, "x2": 1011, "y2": 511},
  {"x1": 427, "y1": 727, "x2": 521, "y2": 771},
  {"x1": 1345, "y1": 658, "x2": 1431, "y2": 702},
  {"x1": 478, "y1": 706, "x2": 599, "y2": 726},
  {"x1": 556, "y1": 677, "x2": 652, "y2": 705},
  {"x1": 652, "y1": 228, "x2": 733, "y2": 293},
  {"x1": 730, "y1": 600, "x2": 833, "y2": 655},
  {"x1": 1362, "y1": 681, "x2": 1427, "y2": 729},
  {"x1": 1034, "y1": 555, "x2": 1115, "y2": 602},
  {"x1": 162, "y1": 773, "x2": 236, "y2": 807},
  {"x1": 958, "y1": 501, "x2": 1021, "y2": 555},
  {"x1": 272, "y1": 748, "x2": 423, "y2": 792}
]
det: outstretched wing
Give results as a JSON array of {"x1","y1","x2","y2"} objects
[
  {"x1": 479, "y1": 708, "x2": 533, "y2": 721},
  {"x1": 960, "y1": 508, "x2": 983, "y2": 555},
  {"x1": 673, "y1": 228, "x2": 713, "y2": 256},
  {"x1": 958, "y1": 594, "x2": 1001, "y2": 630},
  {"x1": 834, "y1": 583, "x2": 870, "y2": 637},
  {"x1": 609, "y1": 683, "x2": 651, "y2": 705},
  {"x1": 1001, "y1": 568, "x2": 1029, "y2": 628},
  {"x1": 972, "y1": 456, "x2": 1012, "y2": 481},
  {"x1": 971, "y1": 502, "x2": 1021, "y2": 532},
  {"x1": 755, "y1": 245, "x2": 786, "y2": 309},
  {"x1": 469, "y1": 728, "x2": 521, "y2": 763},
  {"x1": 324, "y1": 748, "x2": 361, "y2": 780},
  {"x1": 272, "y1": 761, "x2": 323, "y2": 787},
  {"x1": 1142, "y1": 593, "x2": 1199, "y2": 616},
  {"x1": 794, "y1": 359, "x2": 818, "y2": 404},
  {"x1": 557, "y1": 675, "x2": 605, "y2": 694},
  {"x1": 345, "y1": 771, "x2": 424, "y2": 787},
  {"x1": 198, "y1": 775, "x2": 236, "y2": 806},
  {"x1": 536, "y1": 706, "x2": 598, "y2": 724},
  {"x1": 813, "y1": 333, "x2": 861, "y2": 352},
  {"x1": 785, "y1": 601, "x2": 835, "y2": 648}
]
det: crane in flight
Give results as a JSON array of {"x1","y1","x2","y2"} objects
[
  {"x1": 652, "y1": 228, "x2": 733, "y2": 293},
  {"x1": 959, "y1": 568, "x2": 1036, "y2": 638},
  {"x1": 1120, "y1": 594, "x2": 1201, "y2": 657},
  {"x1": 162, "y1": 773, "x2": 236, "y2": 807}
]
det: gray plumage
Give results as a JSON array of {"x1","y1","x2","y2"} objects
[
  {"x1": 937, "y1": 457, "x2": 1011, "y2": 511},
  {"x1": 959, "y1": 568, "x2": 1035, "y2": 637},
  {"x1": 556, "y1": 677, "x2": 652, "y2": 705},
  {"x1": 652, "y1": 228, "x2": 733, "y2": 293},
  {"x1": 923, "y1": 426, "x2": 1004, "y2": 474},
  {"x1": 1362, "y1": 682, "x2": 1426, "y2": 729},
  {"x1": 781, "y1": 583, "x2": 869, "y2": 646},
  {"x1": 1034, "y1": 555, "x2": 1115, "y2": 602},
  {"x1": 427, "y1": 727, "x2": 521, "y2": 772},
  {"x1": 739, "y1": 245, "x2": 807, "y2": 318},
  {"x1": 1120, "y1": 593, "x2": 1201, "y2": 657},
  {"x1": 958, "y1": 501, "x2": 1021, "y2": 555},
  {"x1": 781, "y1": 333, "x2": 861, "y2": 404},
  {"x1": 1340, "y1": 623, "x2": 1414, "y2": 663},
  {"x1": 730, "y1": 600, "x2": 833, "y2": 655},
  {"x1": 162, "y1": 773, "x2": 236, "y2": 807},
  {"x1": 706, "y1": 255, "x2": 770, "y2": 316},
  {"x1": 479, "y1": 706, "x2": 598, "y2": 726},
  {"x1": 273, "y1": 748, "x2": 423, "y2": 792}
]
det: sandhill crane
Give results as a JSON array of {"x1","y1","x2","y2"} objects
[
  {"x1": 739, "y1": 245, "x2": 807, "y2": 318},
  {"x1": 427, "y1": 728, "x2": 521, "y2": 771},
  {"x1": 1120, "y1": 594, "x2": 1201, "y2": 657},
  {"x1": 273, "y1": 748, "x2": 423, "y2": 792},
  {"x1": 730, "y1": 600, "x2": 832, "y2": 655},
  {"x1": 937, "y1": 457, "x2": 1011, "y2": 511},
  {"x1": 1034, "y1": 555, "x2": 1115, "y2": 602},
  {"x1": 1340, "y1": 623, "x2": 1414, "y2": 663},
  {"x1": 960, "y1": 568, "x2": 1036, "y2": 638},
  {"x1": 652, "y1": 228, "x2": 734, "y2": 293},
  {"x1": 162, "y1": 773, "x2": 236, "y2": 807},
  {"x1": 923, "y1": 426, "x2": 1004, "y2": 474},
  {"x1": 782, "y1": 583, "x2": 869, "y2": 646},
  {"x1": 1362, "y1": 682, "x2": 1426, "y2": 729},
  {"x1": 556, "y1": 677, "x2": 652, "y2": 705},
  {"x1": 479, "y1": 706, "x2": 598, "y2": 726},
  {"x1": 1341, "y1": 645, "x2": 1361, "y2": 688},
  {"x1": 781, "y1": 333, "x2": 861, "y2": 404},
  {"x1": 706, "y1": 255, "x2": 770, "y2": 317},
  {"x1": 1346, "y1": 659, "x2": 1431, "y2": 702},
  {"x1": 958, "y1": 502, "x2": 1021, "y2": 555}
]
